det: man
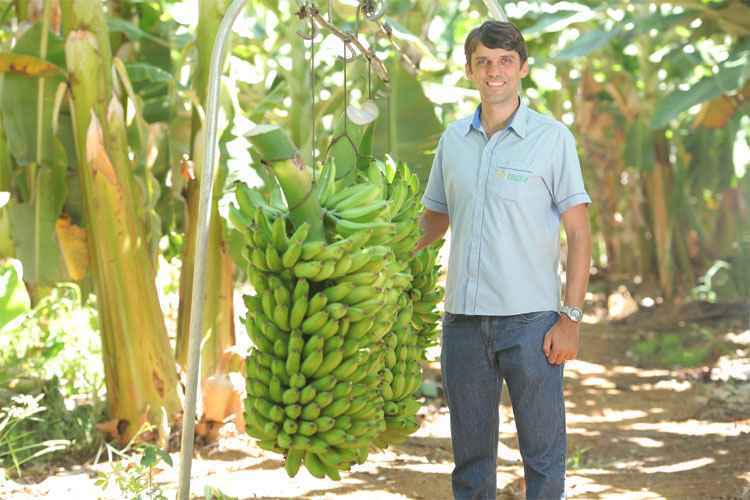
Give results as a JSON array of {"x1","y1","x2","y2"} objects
[{"x1": 415, "y1": 21, "x2": 592, "y2": 500}]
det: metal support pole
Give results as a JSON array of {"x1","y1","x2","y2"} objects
[{"x1": 177, "y1": 1, "x2": 249, "y2": 499}]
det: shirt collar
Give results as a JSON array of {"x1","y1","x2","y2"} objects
[{"x1": 464, "y1": 98, "x2": 528, "y2": 139}]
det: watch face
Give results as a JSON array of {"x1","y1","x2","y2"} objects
[{"x1": 563, "y1": 306, "x2": 582, "y2": 322}]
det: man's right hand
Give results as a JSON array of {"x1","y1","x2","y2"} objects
[{"x1": 414, "y1": 209, "x2": 450, "y2": 253}]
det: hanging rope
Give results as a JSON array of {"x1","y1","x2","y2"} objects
[{"x1": 310, "y1": 8, "x2": 316, "y2": 184}]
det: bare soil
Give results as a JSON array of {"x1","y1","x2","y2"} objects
[{"x1": 3, "y1": 320, "x2": 750, "y2": 499}]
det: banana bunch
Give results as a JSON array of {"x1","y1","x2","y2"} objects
[
  {"x1": 356, "y1": 159, "x2": 445, "y2": 447},
  {"x1": 224, "y1": 155, "x2": 443, "y2": 478}
]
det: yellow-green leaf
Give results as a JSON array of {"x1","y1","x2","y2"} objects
[{"x1": 0, "y1": 53, "x2": 65, "y2": 78}]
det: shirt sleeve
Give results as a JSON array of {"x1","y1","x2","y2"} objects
[
  {"x1": 421, "y1": 136, "x2": 449, "y2": 214},
  {"x1": 552, "y1": 125, "x2": 592, "y2": 214}
]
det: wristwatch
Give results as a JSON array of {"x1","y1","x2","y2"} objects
[{"x1": 559, "y1": 305, "x2": 583, "y2": 322}]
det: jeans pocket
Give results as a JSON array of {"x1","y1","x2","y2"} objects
[
  {"x1": 519, "y1": 310, "x2": 557, "y2": 324},
  {"x1": 442, "y1": 312, "x2": 458, "y2": 326}
]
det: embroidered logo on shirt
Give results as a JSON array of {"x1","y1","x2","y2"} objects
[{"x1": 496, "y1": 169, "x2": 529, "y2": 183}]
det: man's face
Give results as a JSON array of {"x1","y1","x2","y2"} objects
[{"x1": 465, "y1": 43, "x2": 529, "y2": 106}]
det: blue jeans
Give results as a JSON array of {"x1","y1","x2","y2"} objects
[{"x1": 441, "y1": 311, "x2": 566, "y2": 500}]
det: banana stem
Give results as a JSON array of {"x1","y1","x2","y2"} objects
[
  {"x1": 267, "y1": 157, "x2": 326, "y2": 242},
  {"x1": 248, "y1": 125, "x2": 326, "y2": 242}
]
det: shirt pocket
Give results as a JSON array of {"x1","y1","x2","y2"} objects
[{"x1": 491, "y1": 164, "x2": 533, "y2": 202}]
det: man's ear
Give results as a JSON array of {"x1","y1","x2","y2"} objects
[
  {"x1": 520, "y1": 60, "x2": 530, "y2": 78},
  {"x1": 465, "y1": 62, "x2": 472, "y2": 79}
]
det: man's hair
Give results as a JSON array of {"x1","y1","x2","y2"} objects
[{"x1": 464, "y1": 21, "x2": 528, "y2": 67}]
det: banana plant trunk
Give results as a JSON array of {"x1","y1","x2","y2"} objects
[
  {"x1": 61, "y1": 0, "x2": 181, "y2": 445},
  {"x1": 175, "y1": 0, "x2": 240, "y2": 435}
]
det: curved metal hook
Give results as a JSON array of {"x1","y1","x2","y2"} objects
[
  {"x1": 295, "y1": 3, "x2": 320, "y2": 40},
  {"x1": 360, "y1": 0, "x2": 385, "y2": 21}
]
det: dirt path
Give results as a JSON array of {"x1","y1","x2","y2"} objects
[{"x1": 4, "y1": 322, "x2": 749, "y2": 499}]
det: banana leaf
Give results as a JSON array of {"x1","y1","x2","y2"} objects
[
  {"x1": 8, "y1": 164, "x2": 68, "y2": 287},
  {"x1": 373, "y1": 59, "x2": 442, "y2": 189},
  {"x1": 651, "y1": 43, "x2": 749, "y2": 128}
]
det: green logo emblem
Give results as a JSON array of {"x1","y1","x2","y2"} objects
[{"x1": 496, "y1": 169, "x2": 529, "y2": 183}]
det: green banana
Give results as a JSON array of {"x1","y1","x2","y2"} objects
[
  {"x1": 300, "y1": 349, "x2": 324, "y2": 377},
  {"x1": 299, "y1": 385, "x2": 317, "y2": 405},
  {"x1": 285, "y1": 449, "x2": 304, "y2": 477},
  {"x1": 304, "y1": 451, "x2": 326, "y2": 479},
  {"x1": 285, "y1": 404, "x2": 302, "y2": 420},
  {"x1": 273, "y1": 338, "x2": 288, "y2": 359},
  {"x1": 334, "y1": 217, "x2": 391, "y2": 237},
  {"x1": 314, "y1": 350, "x2": 343, "y2": 378},
  {"x1": 334, "y1": 415, "x2": 352, "y2": 431},
  {"x1": 334, "y1": 199, "x2": 390, "y2": 222},
  {"x1": 251, "y1": 248, "x2": 268, "y2": 271},
  {"x1": 325, "y1": 302, "x2": 348, "y2": 320},
  {"x1": 313, "y1": 391, "x2": 334, "y2": 408},
  {"x1": 332, "y1": 356, "x2": 360, "y2": 380},
  {"x1": 332, "y1": 382, "x2": 352, "y2": 399},
  {"x1": 289, "y1": 298, "x2": 308, "y2": 329},
  {"x1": 318, "y1": 318, "x2": 339, "y2": 339},
  {"x1": 303, "y1": 334, "x2": 325, "y2": 357},
  {"x1": 293, "y1": 260, "x2": 323, "y2": 279},
  {"x1": 265, "y1": 245, "x2": 283, "y2": 271},
  {"x1": 227, "y1": 205, "x2": 252, "y2": 237},
  {"x1": 289, "y1": 372, "x2": 306, "y2": 389},
  {"x1": 327, "y1": 183, "x2": 380, "y2": 211},
  {"x1": 323, "y1": 335, "x2": 344, "y2": 353},
  {"x1": 345, "y1": 250, "x2": 372, "y2": 274},
  {"x1": 301, "y1": 402, "x2": 321, "y2": 421},
  {"x1": 341, "y1": 285, "x2": 379, "y2": 305},
  {"x1": 314, "y1": 416, "x2": 336, "y2": 432},
  {"x1": 307, "y1": 293, "x2": 329, "y2": 315},
  {"x1": 302, "y1": 311, "x2": 329, "y2": 335},
  {"x1": 348, "y1": 319, "x2": 374, "y2": 340},
  {"x1": 301, "y1": 241, "x2": 326, "y2": 260},
  {"x1": 298, "y1": 421, "x2": 317, "y2": 436},
  {"x1": 312, "y1": 260, "x2": 336, "y2": 281},
  {"x1": 282, "y1": 242, "x2": 303, "y2": 268},
  {"x1": 323, "y1": 282, "x2": 355, "y2": 302},
  {"x1": 321, "y1": 398, "x2": 350, "y2": 418},
  {"x1": 314, "y1": 159, "x2": 336, "y2": 205},
  {"x1": 286, "y1": 350, "x2": 301, "y2": 375},
  {"x1": 271, "y1": 216, "x2": 288, "y2": 252},
  {"x1": 328, "y1": 255, "x2": 353, "y2": 279},
  {"x1": 293, "y1": 279, "x2": 309, "y2": 301},
  {"x1": 273, "y1": 303, "x2": 290, "y2": 331},
  {"x1": 289, "y1": 330, "x2": 305, "y2": 351},
  {"x1": 312, "y1": 374, "x2": 337, "y2": 392},
  {"x1": 339, "y1": 271, "x2": 378, "y2": 286}
]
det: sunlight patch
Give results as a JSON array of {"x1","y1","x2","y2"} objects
[
  {"x1": 640, "y1": 457, "x2": 714, "y2": 474},
  {"x1": 627, "y1": 420, "x2": 750, "y2": 436},
  {"x1": 626, "y1": 436, "x2": 664, "y2": 448}
]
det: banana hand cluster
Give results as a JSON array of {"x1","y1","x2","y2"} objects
[{"x1": 225, "y1": 157, "x2": 443, "y2": 479}]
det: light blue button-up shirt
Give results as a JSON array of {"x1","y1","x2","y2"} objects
[{"x1": 422, "y1": 101, "x2": 591, "y2": 316}]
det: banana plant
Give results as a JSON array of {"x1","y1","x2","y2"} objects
[{"x1": 58, "y1": 0, "x2": 181, "y2": 444}]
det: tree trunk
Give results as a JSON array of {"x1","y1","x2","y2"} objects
[{"x1": 644, "y1": 133, "x2": 674, "y2": 300}]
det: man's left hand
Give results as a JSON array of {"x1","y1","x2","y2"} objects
[{"x1": 543, "y1": 315, "x2": 580, "y2": 365}]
